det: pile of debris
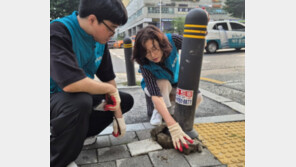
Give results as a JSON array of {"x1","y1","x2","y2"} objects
[{"x1": 150, "y1": 125, "x2": 206, "y2": 155}]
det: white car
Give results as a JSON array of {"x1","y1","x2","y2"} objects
[{"x1": 205, "y1": 20, "x2": 245, "y2": 53}]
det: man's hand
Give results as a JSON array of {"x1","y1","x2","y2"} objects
[
  {"x1": 112, "y1": 117, "x2": 126, "y2": 137},
  {"x1": 168, "y1": 123, "x2": 194, "y2": 152},
  {"x1": 104, "y1": 90, "x2": 121, "y2": 111}
]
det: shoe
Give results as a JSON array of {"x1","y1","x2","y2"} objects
[
  {"x1": 67, "y1": 161, "x2": 78, "y2": 167},
  {"x1": 150, "y1": 109, "x2": 162, "y2": 126},
  {"x1": 83, "y1": 136, "x2": 97, "y2": 146},
  {"x1": 168, "y1": 105, "x2": 175, "y2": 116}
]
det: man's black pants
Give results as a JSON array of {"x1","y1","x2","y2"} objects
[{"x1": 50, "y1": 91, "x2": 134, "y2": 167}]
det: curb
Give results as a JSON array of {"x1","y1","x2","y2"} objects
[
  {"x1": 118, "y1": 86, "x2": 245, "y2": 114},
  {"x1": 199, "y1": 88, "x2": 245, "y2": 114}
]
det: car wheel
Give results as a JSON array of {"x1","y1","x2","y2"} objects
[
  {"x1": 206, "y1": 41, "x2": 218, "y2": 53},
  {"x1": 235, "y1": 48, "x2": 241, "y2": 51}
]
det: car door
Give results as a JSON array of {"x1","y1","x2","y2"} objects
[{"x1": 228, "y1": 22, "x2": 245, "y2": 49}]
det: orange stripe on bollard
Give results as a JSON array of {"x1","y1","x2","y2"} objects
[
  {"x1": 183, "y1": 34, "x2": 205, "y2": 39},
  {"x1": 184, "y1": 24, "x2": 207, "y2": 28},
  {"x1": 184, "y1": 29, "x2": 207, "y2": 34}
]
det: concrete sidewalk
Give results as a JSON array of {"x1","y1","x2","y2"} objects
[
  {"x1": 76, "y1": 122, "x2": 227, "y2": 167},
  {"x1": 74, "y1": 83, "x2": 245, "y2": 167}
]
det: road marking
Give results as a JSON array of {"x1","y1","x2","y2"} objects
[
  {"x1": 109, "y1": 50, "x2": 124, "y2": 60},
  {"x1": 200, "y1": 77, "x2": 225, "y2": 84}
]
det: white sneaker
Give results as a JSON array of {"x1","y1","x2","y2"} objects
[
  {"x1": 150, "y1": 109, "x2": 162, "y2": 126},
  {"x1": 83, "y1": 136, "x2": 97, "y2": 146},
  {"x1": 67, "y1": 161, "x2": 78, "y2": 167},
  {"x1": 168, "y1": 106, "x2": 175, "y2": 115}
]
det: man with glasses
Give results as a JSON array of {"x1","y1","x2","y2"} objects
[
  {"x1": 50, "y1": 0, "x2": 133, "y2": 167},
  {"x1": 102, "y1": 20, "x2": 116, "y2": 36}
]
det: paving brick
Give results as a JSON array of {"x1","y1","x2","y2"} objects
[
  {"x1": 148, "y1": 149, "x2": 190, "y2": 167},
  {"x1": 99, "y1": 124, "x2": 146, "y2": 136},
  {"x1": 83, "y1": 136, "x2": 97, "y2": 146},
  {"x1": 96, "y1": 135, "x2": 111, "y2": 148},
  {"x1": 97, "y1": 145, "x2": 130, "y2": 162},
  {"x1": 83, "y1": 135, "x2": 111, "y2": 150},
  {"x1": 135, "y1": 129, "x2": 152, "y2": 140},
  {"x1": 110, "y1": 131, "x2": 138, "y2": 146},
  {"x1": 194, "y1": 165, "x2": 226, "y2": 167},
  {"x1": 80, "y1": 161, "x2": 116, "y2": 167},
  {"x1": 142, "y1": 122, "x2": 156, "y2": 129},
  {"x1": 125, "y1": 123, "x2": 146, "y2": 131},
  {"x1": 127, "y1": 139, "x2": 162, "y2": 156},
  {"x1": 184, "y1": 149, "x2": 223, "y2": 167},
  {"x1": 116, "y1": 155, "x2": 153, "y2": 167},
  {"x1": 75, "y1": 149, "x2": 98, "y2": 165},
  {"x1": 99, "y1": 126, "x2": 113, "y2": 135}
]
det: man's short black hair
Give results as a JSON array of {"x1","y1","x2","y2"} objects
[{"x1": 78, "y1": 0, "x2": 128, "y2": 25}]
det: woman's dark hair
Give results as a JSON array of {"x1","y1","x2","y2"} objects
[
  {"x1": 132, "y1": 25, "x2": 172, "y2": 65},
  {"x1": 78, "y1": 0, "x2": 127, "y2": 25}
]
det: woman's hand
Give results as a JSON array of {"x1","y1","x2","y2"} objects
[{"x1": 168, "y1": 123, "x2": 194, "y2": 152}]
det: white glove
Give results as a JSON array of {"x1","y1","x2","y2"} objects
[
  {"x1": 168, "y1": 123, "x2": 194, "y2": 152},
  {"x1": 112, "y1": 117, "x2": 126, "y2": 137},
  {"x1": 104, "y1": 90, "x2": 121, "y2": 111}
]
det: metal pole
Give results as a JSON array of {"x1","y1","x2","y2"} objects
[
  {"x1": 174, "y1": 8, "x2": 208, "y2": 139},
  {"x1": 123, "y1": 37, "x2": 136, "y2": 86},
  {"x1": 159, "y1": 0, "x2": 162, "y2": 31}
]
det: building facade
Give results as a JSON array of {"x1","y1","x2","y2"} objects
[{"x1": 118, "y1": 0, "x2": 237, "y2": 38}]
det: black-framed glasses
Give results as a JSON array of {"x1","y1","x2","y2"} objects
[{"x1": 102, "y1": 20, "x2": 115, "y2": 36}]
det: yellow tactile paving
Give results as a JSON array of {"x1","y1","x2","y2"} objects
[{"x1": 194, "y1": 122, "x2": 245, "y2": 167}]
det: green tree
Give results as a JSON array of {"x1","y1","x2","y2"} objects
[
  {"x1": 117, "y1": 33, "x2": 125, "y2": 40},
  {"x1": 50, "y1": 0, "x2": 80, "y2": 21},
  {"x1": 172, "y1": 17, "x2": 185, "y2": 35},
  {"x1": 223, "y1": 0, "x2": 245, "y2": 19}
]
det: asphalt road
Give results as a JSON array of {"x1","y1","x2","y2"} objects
[{"x1": 200, "y1": 49, "x2": 245, "y2": 105}]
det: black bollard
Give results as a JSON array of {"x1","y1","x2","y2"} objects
[
  {"x1": 123, "y1": 37, "x2": 136, "y2": 86},
  {"x1": 174, "y1": 8, "x2": 208, "y2": 139}
]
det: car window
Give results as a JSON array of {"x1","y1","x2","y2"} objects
[
  {"x1": 213, "y1": 23, "x2": 228, "y2": 30},
  {"x1": 230, "y1": 23, "x2": 245, "y2": 32}
]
